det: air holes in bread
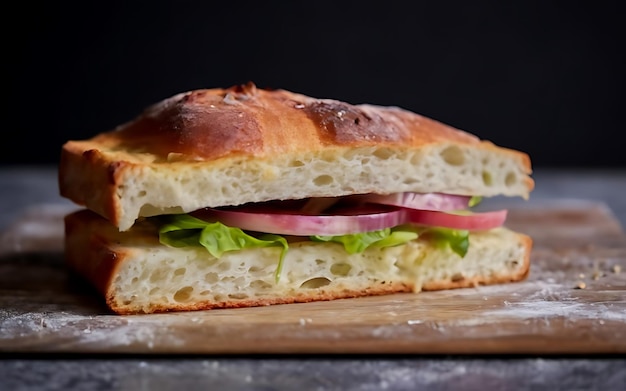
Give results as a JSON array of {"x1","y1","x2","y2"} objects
[
  {"x1": 300, "y1": 277, "x2": 332, "y2": 289},
  {"x1": 440, "y1": 146, "x2": 465, "y2": 166},
  {"x1": 330, "y1": 263, "x2": 352, "y2": 276},
  {"x1": 174, "y1": 286, "x2": 194, "y2": 302},
  {"x1": 205, "y1": 272, "x2": 219, "y2": 283},
  {"x1": 451, "y1": 273, "x2": 465, "y2": 282},
  {"x1": 482, "y1": 171, "x2": 493, "y2": 186},
  {"x1": 250, "y1": 280, "x2": 273, "y2": 290},
  {"x1": 505, "y1": 172, "x2": 517, "y2": 187},
  {"x1": 313, "y1": 175, "x2": 334, "y2": 186},
  {"x1": 174, "y1": 267, "x2": 186, "y2": 276},
  {"x1": 372, "y1": 148, "x2": 394, "y2": 159}
]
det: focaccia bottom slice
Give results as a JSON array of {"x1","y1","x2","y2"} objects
[{"x1": 64, "y1": 209, "x2": 532, "y2": 314}]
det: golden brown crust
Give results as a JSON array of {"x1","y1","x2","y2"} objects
[
  {"x1": 64, "y1": 209, "x2": 123, "y2": 297},
  {"x1": 59, "y1": 146, "x2": 123, "y2": 227},
  {"x1": 83, "y1": 82, "x2": 490, "y2": 161},
  {"x1": 61, "y1": 82, "x2": 535, "y2": 163}
]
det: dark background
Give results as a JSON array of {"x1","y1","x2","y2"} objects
[{"x1": 10, "y1": 1, "x2": 625, "y2": 168}]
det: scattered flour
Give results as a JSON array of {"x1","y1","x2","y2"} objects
[
  {"x1": 479, "y1": 280, "x2": 626, "y2": 322},
  {"x1": 0, "y1": 310, "x2": 185, "y2": 351}
]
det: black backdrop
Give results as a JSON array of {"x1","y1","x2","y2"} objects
[{"x1": 10, "y1": 1, "x2": 625, "y2": 167}]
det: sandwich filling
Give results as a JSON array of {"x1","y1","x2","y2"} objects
[{"x1": 157, "y1": 192, "x2": 505, "y2": 281}]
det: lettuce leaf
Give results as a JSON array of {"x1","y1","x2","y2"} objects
[
  {"x1": 422, "y1": 227, "x2": 469, "y2": 257},
  {"x1": 311, "y1": 226, "x2": 468, "y2": 257},
  {"x1": 468, "y1": 196, "x2": 483, "y2": 207},
  {"x1": 310, "y1": 226, "x2": 419, "y2": 254},
  {"x1": 159, "y1": 214, "x2": 288, "y2": 282}
]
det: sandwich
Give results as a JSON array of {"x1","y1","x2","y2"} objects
[{"x1": 59, "y1": 82, "x2": 534, "y2": 314}]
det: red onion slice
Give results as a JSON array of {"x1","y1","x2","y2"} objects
[
  {"x1": 357, "y1": 192, "x2": 471, "y2": 211},
  {"x1": 404, "y1": 209, "x2": 508, "y2": 230},
  {"x1": 192, "y1": 205, "x2": 405, "y2": 236},
  {"x1": 190, "y1": 193, "x2": 507, "y2": 236}
]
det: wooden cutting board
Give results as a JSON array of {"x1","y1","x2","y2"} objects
[{"x1": 1, "y1": 200, "x2": 625, "y2": 355}]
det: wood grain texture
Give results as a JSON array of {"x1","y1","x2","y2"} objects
[{"x1": 1, "y1": 200, "x2": 625, "y2": 354}]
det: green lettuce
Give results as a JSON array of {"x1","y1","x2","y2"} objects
[
  {"x1": 310, "y1": 226, "x2": 419, "y2": 254},
  {"x1": 159, "y1": 214, "x2": 288, "y2": 282},
  {"x1": 311, "y1": 226, "x2": 469, "y2": 257},
  {"x1": 422, "y1": 227, "x2": 469, "y2": 257},
  {"x1": 468, "y1": 196, "x2": 483, "y2": 207}
]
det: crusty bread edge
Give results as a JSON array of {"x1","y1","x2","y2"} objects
[
  {"x1": 109, "y1": 283, "x2": 415, "y2": 315},
  {"x1": 59, "y1": 144, "x2": 123, "y2": 227}
]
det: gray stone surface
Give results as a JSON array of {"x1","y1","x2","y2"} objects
[{"x1": 1, "y1": 358, "x2": 625, "y2": 391}]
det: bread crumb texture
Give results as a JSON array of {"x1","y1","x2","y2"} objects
[
  {"x1": 105, "y1": 226, "x2": 529, "y2": 314},
  {"x1": 112, "y1": 144, "x2": 532, "y2": 231}
]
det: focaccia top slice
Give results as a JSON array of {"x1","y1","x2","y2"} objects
[{"x1": 59, "y1": 82, "x2": 534, "y2": 231}]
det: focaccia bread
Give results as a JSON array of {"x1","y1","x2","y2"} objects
[
  {"x1": 59, "y1": 82, "x2": 534, "y2": 231},
  {"x1": 64, "y1": 209, "x2": 531, "y2": 314}
]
